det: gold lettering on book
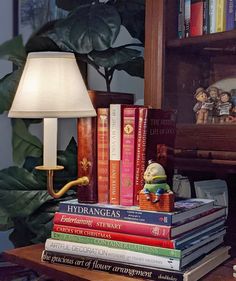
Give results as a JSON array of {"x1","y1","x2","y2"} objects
[{"x1": 80, "y1": 157, "x2": 91, "y2": 172}]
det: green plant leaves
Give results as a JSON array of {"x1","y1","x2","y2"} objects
[
  {"x1": 0, "y1": 167, "x2": 51, "y2": 218},
  {"x1": 46, "y1": 3, "x2": 121, "y2": 53},
  {"x1": 90, "y1": 47, "x2": 141, "y2": 69},
  {"x1": 11, "y1": 119, "x2": 43, "y2": 165},
  {"x1": 0, "y1": 35, "x2": 26, "y2": 66},
  {"x1": 116, "y1": 0, "x2": 145, "y2": 43},
  {"x1": 0, "y1": 137, "x2": 78, "y2": 245},
  {"x1": 0, "y1": 69, "x2": 23, "y2": 114},
  {"x1": 115, "y1": 56, "x2": 144, "y2": 78}
]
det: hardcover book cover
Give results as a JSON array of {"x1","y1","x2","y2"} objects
[
  {"x1": 97, "y1": 108, "x2": 109, "y2": 203},
  {"x1": 59, "y1": 198, "x2": 216, "y2": 226},
  {"x1": 144, "y1": 109, "x2": 177, "y2": 187},
  {"x1": 216, "y1": 0, "x2": 226, "y2": 32},
  {"x1": 42, "y1": 246, "x2": 230, "y2": 281},
  {"x1": 190, "y1": 0, "x2": 204, "y2": 37},
  {"x1": 120, "y1": 107, "x2": 139, "y2": 206},
  {"x1": 54, "y1": 207, "x2": 225, "y2": 239},
  {"x1": 44, "y1": 235, "x2": 225, "y2": 270},
  {"x1": 77, "y1": 91, "x2": 133, "y2": 203},
  {"x1": 226, "y1": 0, "x2": 234, "y2": 30}
]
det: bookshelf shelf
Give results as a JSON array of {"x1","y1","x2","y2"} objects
[
  {"x1": 167, "y1": 30, "x2": 236, "y2": 51},
  {"x1": 144, "y1": 0, "x2": 236, "y2": 255}
]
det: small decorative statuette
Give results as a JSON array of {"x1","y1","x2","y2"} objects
[
  {"x1": 217, "y1": 91, "x2": 232, "y2": 123},
  {"x1": 193, "y1": 87, "x2": 211, "y2": 124},
  {"x1": 206, "y1": 86, "x2": 220, "y2": 123},
  {"x1": 139, "y1": 161, "x2": 174, "y2": 212}
]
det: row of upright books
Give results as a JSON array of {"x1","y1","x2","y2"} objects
[
  {"x1": 96, "y1": 105, "x2": 176, "y2": 206},
  {"x1": 178, "y1": 0, "x2": 236, "y2": 38},
  {"x1": 41, "y1": 198, "x2": 230, "y2": 280}
]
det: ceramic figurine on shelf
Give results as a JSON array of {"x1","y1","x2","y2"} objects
[
  {"x1": 217, "y1": 91, "x2": 232, "y2": 123},
  {"x1": 142, "y1": 161, "x2": 171, "y2": 203},
  {"x1": 207, "y1": 86, "x2": 220, "y2": 123},
  {"x1": 193, "y1": 87, "x2": 213, "y2": 124},
  {"x1": 138, "y1": 161, "x2": 174, "y2": 212}
]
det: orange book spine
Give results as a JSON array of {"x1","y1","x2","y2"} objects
[{"x1": 97, "y1": 108, "x2": 109, "y2": 203}]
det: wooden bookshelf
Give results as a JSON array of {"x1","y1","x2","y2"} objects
[{"x1": 3, "y1": 244, "x2": 236, "y2": 281}]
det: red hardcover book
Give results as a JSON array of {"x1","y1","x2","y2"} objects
[
  {"x1": 120, "y1": 107, "x2": 139, "y2": 206},
  {"x1": 134, "y1": 107, "x2": 148, "y2": 205},
  {"x1": 53, "y1": 224, "x2": 175, "y2": 248},
  {"x1": 147, "y1": 109, "x2": 176, "y2": 182},
  {"x1": 97, "y1": 108, "x2": 109, "y2": 203},
  {"x1": 190, "y1": 0, "x2": 204, "y2": 36},
  {"x1": 77, "y1": 116, "x2": 97, "y2": 203}
]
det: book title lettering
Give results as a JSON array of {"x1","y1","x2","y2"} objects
[{"x1": 66, "y1": 206, "x2": 121, "y2": 218}]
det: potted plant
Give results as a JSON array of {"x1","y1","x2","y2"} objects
[
  {"x1": 27, "y1": 0, "x2": 145, "y2": 92},
  {"x1": 0, "y1": 0, "x2": 145, "y2": 246}
]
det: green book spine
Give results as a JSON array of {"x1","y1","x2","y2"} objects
[{"x1": 51, "y1": 231, "x2": 181, "y2": 259}]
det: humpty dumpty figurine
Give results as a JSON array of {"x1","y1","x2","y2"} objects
[
  {"x1": 193, "y1": 87, "x2": 211, "y2": 124},
  {"x1": 143, "y1": 161, "x2": 171, "y2": 203}
]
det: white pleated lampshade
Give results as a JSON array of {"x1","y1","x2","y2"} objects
[{"x1": 8, "y1": 52, "x2": 96, "y2": 118}]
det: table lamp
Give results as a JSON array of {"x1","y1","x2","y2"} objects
[{"x1": 8, "y1": 52, "x2": 96, "y2": 198}]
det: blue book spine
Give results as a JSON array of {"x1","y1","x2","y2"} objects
[
  {"x1": 226, "y1": 0, "x2": 235, "y2": 30},
  {"x1": 59, "y1": 202, "x2": 173, "y2": 226},
  {"x1": 234, "y1": 0, "x2": 236, "y2": 27}
]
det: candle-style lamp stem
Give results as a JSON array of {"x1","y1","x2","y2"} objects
[{"x1": 35, "y1": 165, "x2": 89, "y2": 199}]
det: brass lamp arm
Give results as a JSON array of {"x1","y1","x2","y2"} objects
[{"x1": 36, "y1": 165, "x2": 89, "y2": 199}]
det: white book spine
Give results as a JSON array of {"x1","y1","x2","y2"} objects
[
  {"x1": 109, "y1": 104, "x2": 121, "y2": 161},
  {"x1": 209, "y1": 0, "x2": 216, "y2": 33},
  {"x1": 45, "y1": 238, "x2": 181, "y2": 270}
]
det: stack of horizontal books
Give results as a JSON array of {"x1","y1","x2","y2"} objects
[{"x1": 41, "y1": 198, "x2": 230, "y2": 281}]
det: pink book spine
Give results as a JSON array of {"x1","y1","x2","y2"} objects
[
  {"x1": 53, "y1": 212, "x2": 171, "y2": 239},
  {"x1": 134, "y1": 107, "x2": 148, "y2": 205},
  {"x1": 97, "y1": 108, "x2": 109, "y2": 203},
  {"x1": 120, "y1": 107, "x2": 138, "y2": 206},
  {"x1": 53, "y1": 224, "x2": 175, "y2": 248}
]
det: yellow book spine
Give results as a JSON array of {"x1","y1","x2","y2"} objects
[{"x1": 216, "y1": 0, "x2": 226, "y2": 32}]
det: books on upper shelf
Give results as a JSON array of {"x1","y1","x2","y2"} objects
[
  {"x1": 58, "y1": 198, "x2": 216, "y2": 226},
  {"x1": 41, "y1": 245, "x2": 230, "y2": 281},
  {"x1": 178, "y1": 0, "x2": 233, "y2": 38}
]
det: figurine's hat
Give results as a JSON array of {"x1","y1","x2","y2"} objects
[{"x1": 194, "y1": 87, "x2": 205, "y2": 98}]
